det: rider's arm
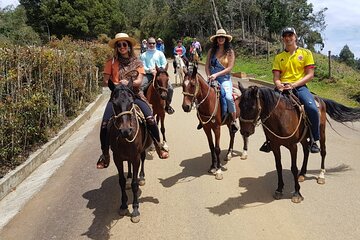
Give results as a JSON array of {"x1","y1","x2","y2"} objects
[
  {"x1": 182, "y1": 46, "x2": 186, "y2": 57},
  {"x1": 292, "y1": 67, "x2": 314, "y2": 88},
  {"x1": 159, "y1": 52, "x2": 167, "y2": 69},
  {"x1": 103, "y1": 74, "x2": 110, "y2": 87}
]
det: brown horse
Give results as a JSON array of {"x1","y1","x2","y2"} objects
[
  {"x1": 182, "y1": 64, "x2": 249, "y2": 180},
  {"x1": 146, "y1": 65, "x2": 170, "y2": 151},
  {"x1": 108, "y1": 84, "x2": 152, "y2": 223},
  {"x1": 238, "y1": 83, "x2": 360, "y2": 203}
]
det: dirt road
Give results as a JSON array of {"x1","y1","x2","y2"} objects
[{"x1": 1, "y1": 64, "x2": 360, "y2": 240}]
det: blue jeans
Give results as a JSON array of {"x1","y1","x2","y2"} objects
[
  {"x1": 294, "y1": 86, "x2": 320, "y2": 141},
  {"x1": 218, "y1": 79, "x2": 235, "y2": 117}
]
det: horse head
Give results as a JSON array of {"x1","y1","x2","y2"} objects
[
  {"x1": 111, "y1": 84, "x2": 136, "y2": 138},
  {"x1": 181, "y1": 64, "x2": 198, "y2": 112},
  {"x1": 238, "y1": 83, "x2": 261, "y2": 137},
  {"x1": 154, "y1": 65, "x2": 170, "y2": 100}
]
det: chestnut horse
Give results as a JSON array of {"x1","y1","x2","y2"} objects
[
  {"x1": 238, "y1": 83, "x2": 360, "y2": 203},
  {"x1": 182, "y1": 64, "x2": 249, "y2": 180},
  {"x1": 146, "y1": 65, "x2": 170, "y2": 151},
  {"x1": 109, "y1": 83, "x2": 152, "y2": 223}
]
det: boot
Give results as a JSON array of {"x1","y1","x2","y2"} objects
[
  {"x1": 147, "y1": 116, "x2": 169, "y2": 159},
  {"x1": 309, "y1": 141, "x2": 320, "y2": 153},
  {"x1": 165, "y1": 104, "x2": 175, "y2": 115},
  {"x1": 259, "y1": 141, "x2": 271, "y2": 153},
  {"x1": 153, "y1": 140, "x2": 169, "y2": 159},
  {"x1": 230, "y1": 112, "x2": 239, "y2": 133},
  {"x1": 97, "y1": 149, "x2": 110, "y2": 169}
]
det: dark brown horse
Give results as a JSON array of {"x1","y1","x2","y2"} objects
[
  {"x1": 182, "y1": 64, "x2": 249, "y2": 180},
  {"x1": 146, "y1": 65, "x2": 169, "y2": 151},
  {"x1": 238, "y1": 83, "x2": 360, "y2": 203},
  {"x1": 109, "y1": 84, "x2": 152, "y2": 223}
]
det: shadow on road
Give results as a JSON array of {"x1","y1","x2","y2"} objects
[
  {"x1": 81, "y1": 175, "x2": 159, "y2": 240},
  {"x1": 207, "y1": 163, "x2": 351, "y2": 216},
  {"x1": 158, "y1": 150, "x2": 240, "y2": 188}
]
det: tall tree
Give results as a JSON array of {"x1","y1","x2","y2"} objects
[{"x1": 339, "y1": 45, "x2": 355, "y2": 67}]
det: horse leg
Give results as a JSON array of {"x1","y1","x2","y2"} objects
[
  {"x1": 298, "y1": 139, "x2": 310, "y2": 182},
  {"x1": 289, "y1": 145, "x2": 303, "y2": 203},
  {"x1": 224, "y1": 126, "x2": 235, "y2": 161},
  {"x1": 126, "y1": 160, "x2": 132, "y2": 189},
  {"x1": 317, "y1": 117, "x2": 327, "y2": 184},
  {"x1": 130, "y1": 158, "x2": 141, "y2": 223},
  {"x1": 160, "y1": 114, "x2": 169, "y2": 151},
  {"x1": 214, "y1": 127, "x2": 223, "y2": 180},
  {"x1": 204, "y1": 128, "x2": 217, "y2": 174},
  {"x1": 272, "y1": 146, "x2": 284, "y2": 200},
  {"x1": 115, "y1": 159, "x2": 129, "y2": 216},
  {"x1": 139, "y1": 151, "x2": 146, "y2": 186},
  {"x1": 241, "y1": 135, "x2": 249, "y2": 160}
]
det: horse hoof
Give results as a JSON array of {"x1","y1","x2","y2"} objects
[
  {"x1": 139, "y1": 179, "x2": 146, "y2": 186},
  {"x1": 273, "y1": 191, "x2": 283, "y2": 200},
  {"x1": 224, "y1": 153, "x2": 232, "y2": 161},
  {"x1": 162, "y1": 142, "x2": 169, "y2": 152},
  {"x1": 291, "y1": 194, "x2": 304, "y2": 203},
  {"x1": 317, "y1": 177, "x2": 325, "y2": 185},
  {"x1": 240, "y1": 154, "x2": 248, "y2": 160},
  {"x1": 118, "y1": 208, "x2": 129, "y2": 216},
  {"x1": 131, "y1": 215, "x2": 140, "y2": 223},
  {"x1": 298, "y1": 175, "x2": 305, "y2": 182},
  {"x1": 215, "y1": 173, "x2": 223, "y2": 180}
]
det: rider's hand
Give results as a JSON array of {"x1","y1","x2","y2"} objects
[
  {"x1": 208, "y1": 74, "x2": 216, "y2": 81},
  {"x1": 120, "y1": 79, "x2": 129, "y2": 86}
]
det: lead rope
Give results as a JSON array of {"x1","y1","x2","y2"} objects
[
  {"x1": 196, "y1": 80, "x2": 219, "y2": 125},
  {"x1": 112, "y1": 104, "x2": 140, "y2": 143}
]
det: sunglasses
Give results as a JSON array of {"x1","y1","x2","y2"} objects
[
  {"x1": 116, "y1": 42, "x2": 128, "y2": 48},
  {"x1": 148, "y1": 42, "x2": 156, "y2": 45}
]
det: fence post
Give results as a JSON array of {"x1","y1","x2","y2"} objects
[{"x1": 328, "y1": 50, "x2": 332, "y2": 78}]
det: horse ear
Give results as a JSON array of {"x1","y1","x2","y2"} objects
[{"x1": 238, "y1": 81, "x2": 246, "y2": 93}]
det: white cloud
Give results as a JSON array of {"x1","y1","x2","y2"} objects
[
  {"x1": 309, "y1": 0, "x2": 360, "y2": 58},
  {"x1": 0, "y1": 0, "x2": 19, "y2": 8}
]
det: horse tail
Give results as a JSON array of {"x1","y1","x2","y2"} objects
[{"x1": 321, "y1": 97, "x2": 360, "y2": 122}]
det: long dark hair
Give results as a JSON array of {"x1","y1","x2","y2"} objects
[{"x1": 210, "y1": 37, "x2": 232, "y2": 57}]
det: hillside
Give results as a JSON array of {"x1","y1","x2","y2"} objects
[{"x1": 231, "y1": 53, "x2": 360, "y2": 107}]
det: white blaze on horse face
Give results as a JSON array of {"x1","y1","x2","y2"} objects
[{"x1": 184, "y1": 79, "x2": 190, "y2": 86}]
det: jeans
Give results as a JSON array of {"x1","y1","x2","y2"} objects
[{"x1": 294, "y1": 85, "x2": 320, "y2": 141}]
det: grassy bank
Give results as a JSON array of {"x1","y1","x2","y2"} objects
[{"x1": 231, "y1": 53, "x2": 360, "y2": 107}]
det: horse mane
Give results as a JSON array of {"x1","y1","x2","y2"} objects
[{"x1": 257, "y1": 87, "x2": 292, "y2": 115}]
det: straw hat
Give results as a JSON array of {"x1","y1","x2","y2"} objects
[
  {"x1": 210, "y1": 29, "x2": 233, "y2": 42},
  {"x1": 108, "y1": 33, "x2": 138, "y2": 48}
]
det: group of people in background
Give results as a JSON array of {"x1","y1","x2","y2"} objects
[{"x1": 96, "y1": 25, "x2": 321, "y2": 169}]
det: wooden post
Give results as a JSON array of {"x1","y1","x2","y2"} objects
[{"x1": 328, "y1": 51, "x2": 331, "y2": 78}]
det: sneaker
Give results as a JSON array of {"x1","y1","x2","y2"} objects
[
  {"x1": 310, "y1": 142, "x2": 320, "y2": 153},
  {"x1": 259, "y1": 141, "x2": 271, "y2": 153},
  {"x1": 165, "y1": 105, "x2": 175, "y2": 115},
  {"x1": 230, "y1": 120, "x2": 239, "y2": 133}
]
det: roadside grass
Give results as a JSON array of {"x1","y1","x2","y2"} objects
[{"x1": 222, "y1": 53, "x2": 360, "y2": 107}]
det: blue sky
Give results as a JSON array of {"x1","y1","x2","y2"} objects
[
  {"x1": 1, "y1": 0, "x2": 359, "y2": 58},
  {"x1": 308, "y1": 0, "x2": 360, "y2": 58}
]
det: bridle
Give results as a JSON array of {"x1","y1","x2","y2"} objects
[
  {"x1": 111, "y1": 91, "x2": 140, "y2": 143},
  {"x1": 153, "y1": 71, "x2": 168, "y2": 94},
  {"x1": 182, "y1": 74, "x2": 219, "y2": 125}
]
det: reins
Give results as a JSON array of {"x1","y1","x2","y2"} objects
[{"x1": 112, "y1": 104, "x2": 140, "y2": 143}]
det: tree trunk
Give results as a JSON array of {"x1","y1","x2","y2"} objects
[{"x1": 210, "y1": 0, "x2": 223, "y2": 29}]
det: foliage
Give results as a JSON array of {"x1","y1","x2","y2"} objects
[
  {"x1": 339, "y1": 45, "x2": 355, "y2": 67},
  {"x1": 0, "y1": 39, "x2": 111, "y2": 177},
  {"x1": 0, "y1": 5, "x2": 41, "y2": 46}
]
